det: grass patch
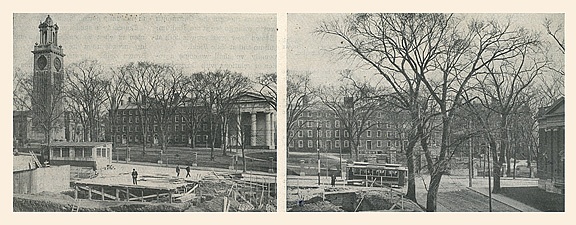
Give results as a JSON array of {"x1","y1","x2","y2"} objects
[{"x1": 500, "y1": 186, "x2": 564, "y2": 212}]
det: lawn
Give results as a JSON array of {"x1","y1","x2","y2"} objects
[
  {"x1": 500, "y1": 186, "x2": 564, "y2": 212},
  {"x1": 113, "y1": 145, "x2": 276, "y2": 173}
]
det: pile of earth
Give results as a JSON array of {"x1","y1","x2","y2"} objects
[{"x1": 287, "y1": 186, "x2": 423, "y2": 212}]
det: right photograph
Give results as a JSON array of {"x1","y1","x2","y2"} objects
[{"x1": 286, "y1": 13, "x2": 565, "y2": 212}]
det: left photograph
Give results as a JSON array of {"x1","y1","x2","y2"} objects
[{"x1": 13, "y1": 13, "x2": 277, "y2": 212}]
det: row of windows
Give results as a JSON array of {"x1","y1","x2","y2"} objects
[
  {"x1": 115, "y1": 115, "x2": 201, "y2": 124},
  {"x1": 116, "y1": 134, "x2": 209, "y2": 144},
  {"x1": 291, "y1": 129, "x2": 403, "y2": 138},
  {"x1": 297, "y1": 119, "x2": 400, "y2": 129},
  {"x1": 114, "y1": 123, "x2": 209, "y2": 133},
  {"x1": 51, "y1": 147, "x2": 109, "y2": 158},
  {"x1": 301, "y1": 111, "x2": 398, "y2": 120},
  {"x1": 288, "y1": 139, "x2": 404, "y2": 149}
]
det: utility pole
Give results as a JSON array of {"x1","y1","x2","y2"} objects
[
  {"x1": 469, "y1": 122, "x2": 473, "y2": 187},
  {"x1": 487, "y1": 143, "x2": 492, "y2": 212},
  {"x1": 317, "y1": 123, "x2": 321, "y2": 186}
]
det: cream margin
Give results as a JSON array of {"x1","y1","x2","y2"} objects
[{"x1": 1, "y1": 1, "x2": 573, "y2": 225}]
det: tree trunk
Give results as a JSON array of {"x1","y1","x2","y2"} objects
[
  {"x1": 222, "y1": 117, "x2": 228, "y2": 156},
  {"x1": 491, "y1": 140, "x2": 502, "y2": 193},
  {"x1": 405, "y1": 139, "x2": 417, "y2": 203},
  {"x1": 426, "y1": 170, "x2": 443, "y2": 212}
]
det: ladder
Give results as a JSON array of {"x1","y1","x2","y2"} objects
[
  {"x1": 71, "y1": 199, "x2": 81, "y2": 212},
  {"x1": 29, "y1": 151, "x2": 42, "y2": 168}
]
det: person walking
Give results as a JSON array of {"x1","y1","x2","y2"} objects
[
  {"x1": 331, "y1": 173, "x2": 336, "y2": 187},
  {"x1": 131, "y1": 169, "x2": 138, "y2": 185},
  {"x1": 176, "y1": 165, "x2": 181, "y2": 177},
  {"x1": 185, "y1": 165, "x2": 191, "y2": 178}
]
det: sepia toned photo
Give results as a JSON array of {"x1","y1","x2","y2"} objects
[
  {"x1": 12, "y1": 13, "x2": 277, "y2": 212},
  {"x1": 286, "y1": 13, "x2": 564, "y2": 212}
]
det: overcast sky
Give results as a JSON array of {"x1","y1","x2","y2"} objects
[
  {"x1": 13, "y1": 13, "x2": 277, "y2": 77},
  {"x1": 288, "y1": 13, "x2": 565, "y2": 86}
]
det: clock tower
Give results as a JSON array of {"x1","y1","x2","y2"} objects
[{"x1": 31, "y1": 15, "x2": 66, "y2": 142}]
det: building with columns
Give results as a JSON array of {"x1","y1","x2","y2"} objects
[
  {"x1": 537, "y1": 97, "x2": 564, "y2": 195},
  {"x1": 230, "y1": 92, "x2": 277, "y2": 149}
]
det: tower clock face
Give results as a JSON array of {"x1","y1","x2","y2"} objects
[
  {"x1": 37, "y1": 55, "x2": 47, "y2": 70},
  {"x1": 54, "y1": 57, "x2": 62, "y2": 71}
]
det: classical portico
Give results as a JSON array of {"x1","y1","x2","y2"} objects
[{"x1": 231, "y1": 92, "x2": 276, "y2": 149}]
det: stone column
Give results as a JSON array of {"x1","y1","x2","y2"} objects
[
  {"x1": 251, "y1": 112, "x2": 257, "y2": 146},
  {"x1": 265, "y1": 112, "x2": 271, "y2": 148}
]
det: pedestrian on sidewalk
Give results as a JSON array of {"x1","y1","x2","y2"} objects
[
  {"x1": 176, "y1": 165, "x2": 181, "y2": 177},
  {"x1": 331, "y1": 173, "x2": 336, "y2": 187},
  {"x1": 185, "y1": 165, "x2": 191, "y2": 178},
  {"x1": 131, "y1": 169, "x2": 138, "y2": 185}
]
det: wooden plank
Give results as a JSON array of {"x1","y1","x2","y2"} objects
[
  {"x1": 78, "y1": 186, "x2": 116, "y2": 200},
  {"x1": 128, "y1": 193, "x2": 169, "y2": 201}
]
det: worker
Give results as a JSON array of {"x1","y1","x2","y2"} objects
[
  {"x1": 176, "y1": 165, "x2": 181, "y2": 177},
  {"x1": 131, "y1": 169, "x2": 138, "y2": 185},
  {"x1": 185, "y1": 165, "x2": 191, "y2": 178}
]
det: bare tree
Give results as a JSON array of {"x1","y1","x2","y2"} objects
[
  {"x1": 65, "y1": 60, "x2": 109, "y2": 142},
  {"x1": 317, "y1": 70, "x2": 381, "y2": 162},
  {"x1": 286, "y1": 71, "x2": 316, "y2": 153},
  {"x1": 316, "y1": 13, "x2": 443, "y2": 203},
  {"x1": 471, "y1": 39, "x2": 547, "y2": 191},
  {"x1": 148, "y1": 65, "x2": 191, "y2": 161},
  {"x1": 256, "y1": 73, "x2": 277, "y2": 111},
  {"x1": 194, "y1": 70, "x2": 251, "y2": 160},
  {"x1": 120, "y1": 62, "x2": 163, "y2": 155},
  {"x1": 106, "y1": 66, "x2": 128, "y2": 150}
]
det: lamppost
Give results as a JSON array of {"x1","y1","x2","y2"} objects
[
  {"x1": 317, "y1": 123, "x2": 321, "y2": 186},
  {"x1": 486, "y1": 143, "x2": 492, "y2": 212}
]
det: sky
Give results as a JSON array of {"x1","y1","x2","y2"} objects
[
  {"x1": 287, "y1": 13, "x2": 565, "y2": 86},
  {"x1": 13, "y1": 13, "x2": 277, "y2": 77}
]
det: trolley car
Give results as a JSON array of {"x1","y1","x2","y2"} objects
[{"x1": 346, "y1": 162, "x2": 407, "y2": 187}]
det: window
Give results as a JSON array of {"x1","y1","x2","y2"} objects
[
  {"x1": 377, "y1": 123, "x2": 381, "y2": 128},
  {"x1": 298, "y1": 120, "x2": 304, "y2": 127},
  {"x1": 181, "y1": 125, "x2": 184, "y2": 131},
  {"x1": 335, "y1": 130, "x2": 340, "y2": 138},
  {"x1": 123, "y1": 117, "x2": 126, "y2": 123},
  {"x1": 326, "y1": 130, "x2": 331, "y2": 138},
  {"x1": 344, "y1": 130, "x2": 349, "y2": 138},
  {"x1": 335, "y1": 140, "x2": 340, "y2": 148},
  {"x1": 123, "y1": 126, "x2": 126, "y2": 132},
  {"x1": 136, "y1": 116, "x2": 139, "y2": 123},
  {"x1": 175, "y1": 116, "x2": 179, "y2": 122},
  {"x1": 335, "y1": 120, "x2": 340, "y2": 128},
  {"x1": 367, "y1": 130, "x2": 372, "y2": 137},
  {"x1": 128, "y1": 126, "x2": 132, "y2": 132},
  {"x1": 396, "y1": 140, "x2": 400, "y2": 147},
  {"x1": 298, "y1": 130, "x2": 303, "y2": 137},
  {"x1": 129, "y1": 117, "x2": 132, "y2": 123},
  {"x1": 307, "y1": 111, "x2": 312, "y2": 117},
  {"x1": 307, "y1": 130, "x2": 313, "y2": 137},
  {"x1": 366, "y1": 140, "x2": 372, "y2": 150},
  {"x1": 289, "y1": 140, "x2": 294, "y2": 148},
  {"x1": 318, "y1": 130, "x2": 322, "y2": 137},
  {"x1": 377, "y1": 140, "x2": 382, "y2": 147},
  {"x1": 307, "y1": 121, "x2": 313, "y2": 128},
  {"x1": 326, "y1": 120, "x2": 331, "y2": 128},
  {"x1": 386, "y1": 123, "x2": 391, "y2": 128},
  {"x1": 388, "y1": 132, "x2": 393, "y2": 138},
  {"x1": 317, "y1": 120, "x2": 322, "y2": 128},
  {"x1": 298, "y1": 140, "x2": 304, "y2": 148},
  {"x1": 175, "y1": 125, "x2": 179, "y2": 132},
  {"x1": 307, "y1": 140, "x2": 313, "y2": 148},
  {"x1": 387, "y1": 141, "x2": 391, "y2": 147},
  {"x1": 377, "y1": 130, "x2": 382, "y2": 137},
  {"x1": 344, "y1": 140, "x2": 349, "y2": 147}
]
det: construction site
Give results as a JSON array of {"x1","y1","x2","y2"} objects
[
  {"x1": 286, "y1": 176, "x2": 423, "y2": 212},
  {"x1": 13, "y1": 158, "x2": 277, "y2": 212}
]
